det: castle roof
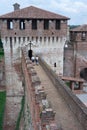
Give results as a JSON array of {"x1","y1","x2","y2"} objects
[
  {"x1": 70, "y1": 24, "x2": 87, "y2": 32},
  {"x1": 0, "y1": 6, "x2": 69, "y2": 20}
]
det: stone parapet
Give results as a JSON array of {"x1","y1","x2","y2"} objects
[{"x1": 39, "y1": 56, "x2": 87, "y2": 130}]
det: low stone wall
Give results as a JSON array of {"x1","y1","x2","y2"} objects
[{"x1": 39, "y1": 57, "x2": 87, "y2": 130}]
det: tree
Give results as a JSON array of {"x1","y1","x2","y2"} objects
[
  {"x1": 0, "y1": 34, "x2": 4, "y2": 57},
  {"x1": 0, "y1": 35, "x2": 3, "y2": 49}
]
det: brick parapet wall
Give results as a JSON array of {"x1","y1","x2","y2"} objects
[
  {"x1": 21, "y1": 49, "x2": 59, "y2": 130},
  {"x1": 21, "y1": 50, "x2": 35, "y2": 130},
  {"x1": 39, "y1": 56, "x2": 87, "y2": 130}
]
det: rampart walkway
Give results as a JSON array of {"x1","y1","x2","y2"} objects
[{"x1": 33, "y1": 64, "x2": 84, "y2": 130}]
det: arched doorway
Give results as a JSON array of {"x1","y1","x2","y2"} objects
[{"x1": 80, "y1": 68, "x2": 87, "y2": 81}]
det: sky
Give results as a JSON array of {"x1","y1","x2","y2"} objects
[{"x1": 0, "y1": 0, "x2": 87, "y2": 25}]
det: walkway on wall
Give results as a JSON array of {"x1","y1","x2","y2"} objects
[{"x1": 33, "y1": 64, "x2": 84, "y2": 130}]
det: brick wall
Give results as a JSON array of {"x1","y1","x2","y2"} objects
[
  {"x1": 74, "y1": 42, "x2": 87, "y2": 77},
  {"x1": 63, "y1": 42, "x2": 87, "y2": 78},
  {"x1": 75, "y1": 55, "x2": 87, "y2": 77},
  {"x1": 63, "y1": 47, "x2": 74, "y2": 77},
  {"x1": 69, "y1": 30, "x2": 87, "y2": 78},
  {"x1": 0, "y1": 19, "x2": 67, "y2": 38}
]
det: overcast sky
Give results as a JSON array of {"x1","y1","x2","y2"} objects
[{"x1": 0, "y1": 0, "x2": 87, "y2": 25}]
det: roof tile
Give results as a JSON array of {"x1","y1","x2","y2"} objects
[
  {"x1": 70, "y1": 24, "x2": 87, "y2": 32},
  {"x1": 0, "y1": 6, "x2": 70, "y2": 20}
]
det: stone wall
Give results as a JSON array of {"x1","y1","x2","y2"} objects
[
  {"x1": 63, "y1": 47, "x2": 74, "y2": 77},
  {"x1": 39, "y1": 57, "x2": 87, "y2": 130}
]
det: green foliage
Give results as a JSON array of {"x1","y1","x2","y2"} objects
[
  {"x1": 15, "y1": 96, "x2": 25, "y2": 130},
  {"x1": 0, "y1": 48, "x2": 4, "y2": 54},
  {"x1": 66, "y1": 81, "x2": 70, "y2": 87},
  {"x1": 0, "y1": 91, "x2": 6, "y2": 130},
  {"x1": 0, "y1": 37, "x2": 3, "y2": 49},
  {"x1": 69, "y1": 25, "x2": 80, "y2": 29},
  {"x1": 0, "y1": 48, "x2": 4, "y2": 60}
]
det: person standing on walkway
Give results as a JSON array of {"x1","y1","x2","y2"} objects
[
  {"x1": 31, "y1": 55, "x2": 35, "y2": 63},
  {"x1": 35, "y1": 56, "x2": 39, "y2": 65}
]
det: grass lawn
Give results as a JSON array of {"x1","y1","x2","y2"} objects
[
  {"x1": 0, "y1": 48, "x2": 4, "y2": 60},
  {"x1": 0, "y1": 91, "x2": 6, "y2": 130}
]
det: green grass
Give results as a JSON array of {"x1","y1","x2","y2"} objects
[
  {"x1": 0, "y1": 91, "x2": 6, "y2": 130},
  {"x1": 15, "y1": 96, "x2": 25, "y2": 130}
]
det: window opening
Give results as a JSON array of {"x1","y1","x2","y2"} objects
[
  {"x1": 55, "y1": 20, "x2": 60, "y2": 30},
  {"x1": 32, "y1": 19, "x2": 37, "y2": 29},
  {"x1": 44, "y1": 20, "x2": 49, "y2": 30},
  {"x1": 81, "y1": 32, "x2": 86, "y2": 40},
  {"x1": 19, "y1": 20, "x2": 25, "y2": 29},
  {"x1": 7, "y1": 20, "x2": 13, "y2": 29}
]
